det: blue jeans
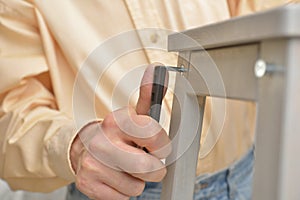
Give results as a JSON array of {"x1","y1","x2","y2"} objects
[{"x1": 66, "y1": 147, "x2": 254, "y2": 200}]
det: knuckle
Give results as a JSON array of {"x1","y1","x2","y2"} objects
[
  {"x1": 157, "y1": 167, "x2": 167, "y2": 181},
  {"x1": 75, "y1": 177, "x2": 88, "y2": 192},
  {"x1": 102, "y1": 113, "x2": 117, "y2": 129},
  {"x1": 87, "y1": 138, "x2": 99, "y2": 154},
  {"x1": 127, "y1": 106, "x2": 136, "y2": 114},
  {"x1": 148, "y1": 133, "x2": 160, "y2": 144},
  {"x1": 121, "y1": 196, "x2": 130, "y2": 200},
  {"x1": 135, "y1": 156, "x2": 152, "y2": 173},
  {"x1": 165, "y1": 142, "x2": 172, "y2": 156},
  {"x1": 132, "y1": 181, "x2": 145, "y2": 196},
  {"x1": 154, "y1": 167, "x2": 167, "y2": 182},
  {"x1": 81, "y1": 154, "x2": 98, "y2": 171}
]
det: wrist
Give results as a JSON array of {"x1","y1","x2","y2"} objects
[
  {"x1": 70, "y1": 120, "x2": 102, "y2": 172},
  {"x1": 70, "y1": 134, "x2": 83, "y2": 172}
]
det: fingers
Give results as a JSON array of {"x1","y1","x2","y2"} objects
[
  {"x1": 112, "y1": 145, "x2": 167, "y2": 181},
  {"x1": 136, "y1": 63, "x2": 169, "y2": 115},
  {"x1": 101, "y1": 107, "x2": 171, "y2": 159},
  {"x1": 71, "y1": 63, "x2": 172, "y2": 199},
  {"x1": 73, "y1": 106, "x2": 170, "y2": 199},
  {"x1": 136, "y1": 64, "x2": 154, "y2": 115},
  {"x1": 77, "y1": 182, "x2": 129, "y2": 200},
  {"x1": 129, "y1": 113, "x2": 171, "y2": 158},
  {"x1": 84, "y1": 119, "x2": 168, "y2": 181},
  {"x1": 75, "y1": 151, "x2": 145, "y2": 198}
]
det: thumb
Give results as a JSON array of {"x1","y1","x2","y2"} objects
[{"x1": 136, "y1": 63, "x2": 168, "y2": 115}]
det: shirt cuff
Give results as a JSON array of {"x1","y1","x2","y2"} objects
[{"x1": 46, "y1": 120, "x2": 77, "y2": 182}]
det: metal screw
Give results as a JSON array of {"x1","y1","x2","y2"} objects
[
  {"x1": 164, "y1": 66, "x2": 188, "y2": 73},
  {"x1": 254, "y1": 59, "x2": 267, "y2": 78},
  {"x1": 254, "y1": 59, "x2": 284, "y2": 78}
]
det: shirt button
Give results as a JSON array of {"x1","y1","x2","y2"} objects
[{"x1": 150, "y1": 33, "x2": 159, "y2": 43}]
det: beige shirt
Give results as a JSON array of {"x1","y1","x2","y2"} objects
[{"x1": 0, "y1": 0, "x2": 295, "y2": 192}]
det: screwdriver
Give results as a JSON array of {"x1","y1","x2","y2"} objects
[{"x1": 149, "y1": 66, "x2": 188, "y2": 122}]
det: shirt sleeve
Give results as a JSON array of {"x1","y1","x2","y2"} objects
[
  {"x1": 0, "y1": 0, "x2": 77, "y2": 192},
  {"x1": 0, "y1": 79, "x2": 77, "y2": 192}
]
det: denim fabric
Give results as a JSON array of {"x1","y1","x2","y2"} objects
[
  {"x1": 66, "y1": 147, "x2": 254, "y2": 200},
  {"x1": 66, "y1": 183, "x2": 87, "y2": 200}
]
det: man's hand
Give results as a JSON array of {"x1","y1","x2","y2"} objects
[{"x1": 70, "y1": 64, "x2": 171, "y2": 200}]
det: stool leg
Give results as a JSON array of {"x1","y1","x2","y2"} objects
[{"x1": 161, "y1": 81, "x2": 205, "y2": 200}]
